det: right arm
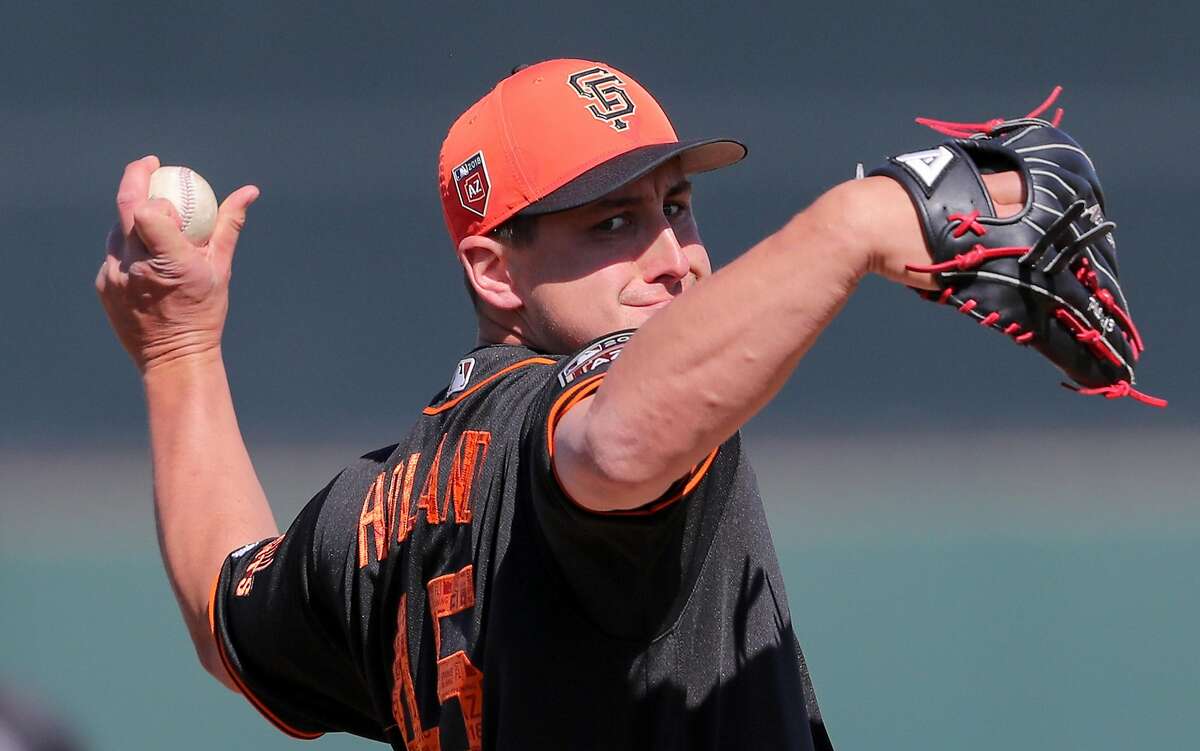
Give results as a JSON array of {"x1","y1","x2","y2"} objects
[{"x1": 96, "y1": 156, "x2": 274, "y2": 688}]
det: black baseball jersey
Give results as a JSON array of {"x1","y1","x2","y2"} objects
[{"x1": 210, "y1": 331, "x2": 833, "y2": 751}]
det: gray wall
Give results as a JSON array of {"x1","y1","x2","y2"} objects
[{"x1": 2, "y1": 0, "x2": 1194, "y2": 449}]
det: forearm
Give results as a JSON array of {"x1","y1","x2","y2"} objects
[
  {"x1": 142, "y1": 349, "x2": 278, "y2": 666},
  {"x1": 570, "y1": 181, "x2": 880, "y2": 501}
]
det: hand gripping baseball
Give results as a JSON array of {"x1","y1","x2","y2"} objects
[
  {"x1": 95, "y1": 155, "x2": 260, "y2": 372},
  {"x1": 870, "y1": 89, "x2": 1165, "y2": 407}
]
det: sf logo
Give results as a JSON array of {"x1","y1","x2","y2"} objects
[{"x1": 568, "y1": 67, "x2": 636, "y2": 131}]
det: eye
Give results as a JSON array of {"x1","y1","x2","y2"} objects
[
  {"x1": 593, "y1": 214, "x2": 630, "y2": 233},
  {"x1": 664, "y1": 201, "x2": 688, "y2": 219}
]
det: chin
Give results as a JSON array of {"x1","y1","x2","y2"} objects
[{"x1": 557, "y1": 306, "x2": 662, "y2": 353}]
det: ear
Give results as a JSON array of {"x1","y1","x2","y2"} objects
[{"x1": 458, "y1": 234, "x2": 523, "y2": 311}]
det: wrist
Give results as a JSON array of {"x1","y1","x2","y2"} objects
[
  {"x1": 832, "y1": 175, "x2": 935, "y2": 287},
  {"x1": 782, "y1": 180, "x2": 876, "y2": 282},
  {"x1": 141, "y1": 347, "x2": 225, "y2": 389},
  {"x1": 830, "y1": 177, "x2": 895, "y2": 276}
]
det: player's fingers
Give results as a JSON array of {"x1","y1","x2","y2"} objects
[
  {"x1": 95, "y1": 254, "x2": 116, "y2": 295},
  {"x1": 100, "y1": 224, "x2": 137, "y2": 292},
  {"x1": 105, "y1": 222, "x2": 124, "y2": 260},
  {"x1": 96, "y1": 252, "x2": 129, "y2": 297},
  {"x1": 116, "y1": 155, "x2": 161, "y2": 237},
  {"x1": 981, "y1": 171, "x2": 1024, "y2": 217},
  {"x1": 133, "y1": 197, "x2": 191, "y2": 259},
  {"x1": 209, "y1": 185, "x2": 261, "y2": 264}
]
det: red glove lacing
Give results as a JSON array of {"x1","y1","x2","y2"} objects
[{"x1": 916, "y1": 86, "x2": 1065, "y2": 138}]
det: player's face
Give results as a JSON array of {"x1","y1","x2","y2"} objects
[{"x1": 507, "y1": 161, "x2": 710, "y2": 353}]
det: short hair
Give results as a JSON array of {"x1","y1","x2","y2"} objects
[
  {"x1": 462, "y1": 213, "x2": 539, "y2": 308},
  {"x1": 488, "y1": 212, "x2": 538, "y2": 246}
]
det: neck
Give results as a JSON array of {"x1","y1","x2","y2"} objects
[{"x1": 475, "y1": 307, "x2": 530, "y2": 348}]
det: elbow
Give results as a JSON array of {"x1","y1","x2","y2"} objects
[
  {"x1": 586, "y1": 432, "x2": 678, "y2": 492},
  {"x1": 196, "y1": 637, "x2": 239, "y2": 692},
  {"x1": 187, "y1": 605, "x2": 238, "y2": 692},
  {"x1": 585, "y1": 391, "x2": 715, "y2": 489},
  {"x1": 560, "y1": 408, "x2": 688, "y2": 510}
]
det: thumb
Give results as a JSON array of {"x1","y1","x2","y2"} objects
[
  {"x1": 210, "y1": 185, "x2": 261, "y2": 262},
  {"x1": 981, "y1": 171, "x2": 1024, "y2": 217},
  {"x1": 133, "y1": 198, "x2": 192, "y2": 258}
]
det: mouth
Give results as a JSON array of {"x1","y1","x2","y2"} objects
[
  {"x1": 624, "y1": 298, "x2": 674, "y2": 311},
  {"x1": 622, "y1": 277, "x2": 692, "y2": 312}
]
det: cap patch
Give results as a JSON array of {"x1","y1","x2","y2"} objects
[
  {"x1": 567, "y1": 67, "x2": 636, "y2": 132},
  {"x1": 557, "y1": 332, "x2": 632, "y2": 387},
  {"x1": 453, "y1": 151, "x2": 491, "y2": 218}
]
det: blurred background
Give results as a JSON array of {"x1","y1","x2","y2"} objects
[{"x1": 2, "y1": 0, "x2": 1195, "y2": 748}]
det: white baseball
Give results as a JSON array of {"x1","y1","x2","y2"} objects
[{"x1": 147, "y1": 166, "x2": 218, "y2": 245}]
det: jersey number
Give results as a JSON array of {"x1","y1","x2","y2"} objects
[{"x1": 391, "y1": 565, "x2": 482, "y2": 751}]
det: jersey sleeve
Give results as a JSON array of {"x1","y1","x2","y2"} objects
[
  {"x1": 521, "y1": 330, "x2": 720, "y2": 638},
  {"x1": 208, "y1": 449, "x2": 395, "y2": 741}
]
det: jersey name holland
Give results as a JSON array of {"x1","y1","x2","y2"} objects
[{"x1": 210, "y1": 332, "x2": 833, "y2": 751}]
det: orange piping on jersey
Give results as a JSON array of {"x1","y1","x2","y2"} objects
[
  {"x1": 636, "y1": 448, "x2": 719, "y2": 515},
  {"x1": 545, "y1": 374, "x2": 719, "y2": 516},
  {"x1": 573, "y1": 446, "x2": 717, "y2": 517},
  {"x1": 209, "y1": 556, "x2": 324, "y2": 740},
  {"x1": 423, "y1": 357, "x2": 556, "y2": 415},
  {"x1": 677, "y1": 449, "x2": 719, "y2": 498},
  {"x1": 208, "y1": 566, "x2": 222, "y2": 640},
  {"x1": 544, "y1": 375, "x2": 606, "y2": 443}
]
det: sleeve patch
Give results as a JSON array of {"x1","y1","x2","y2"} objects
[{"x1": 557, "y1": 331, "x2": 632, "y2": 387}]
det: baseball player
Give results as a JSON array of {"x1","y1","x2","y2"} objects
[{"x1": 96, "y1": 58, "x2": 1147, "y2": 750}]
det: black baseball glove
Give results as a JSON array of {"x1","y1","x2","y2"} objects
[{"x1": 870, "y1": 88, "x2": 1164, "y2": 407}]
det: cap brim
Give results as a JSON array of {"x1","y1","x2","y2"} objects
[{"x1": 518, "y1": 138, "x2": 747, "y2": 216}]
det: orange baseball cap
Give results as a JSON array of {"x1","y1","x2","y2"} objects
[{"x1": 439, "y1": 58, "x2": 747, "y2": 246}]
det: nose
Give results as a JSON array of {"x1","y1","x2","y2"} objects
[{"x1": 640, "y1": 225, "x2": 691, "y2": 287}]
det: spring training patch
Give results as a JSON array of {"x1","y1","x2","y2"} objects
[
  {"x1": 558, "y1": 332, "x2": 632, "y2": 387},
  {"x1": 453, "y1": 151, "x2": 491, "y2": 218}
]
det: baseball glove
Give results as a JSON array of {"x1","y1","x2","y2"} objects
[{"x1": 870, "y1": 88, "x2": 1165, "y2": 407}]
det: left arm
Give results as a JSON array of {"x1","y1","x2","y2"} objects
[{"x1": 554, "y1": 173, "x2": 1023, "y2": 510}]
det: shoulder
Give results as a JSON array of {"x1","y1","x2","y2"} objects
[
  {"x1": 422, "y1": 349, "x2": 561, "y2": 417},
  {"x1": 327, "y1": 444, "x2": 402, "y2": 492}
]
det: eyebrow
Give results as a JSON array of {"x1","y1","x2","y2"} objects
[{"x1": 591, "y1": 179, "x2": 693, "y2": 210}]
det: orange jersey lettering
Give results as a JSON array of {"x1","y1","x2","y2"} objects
[{"x1": 442, "y1": 431, "x2": 491, "y2": 525}]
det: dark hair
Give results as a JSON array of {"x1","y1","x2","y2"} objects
[
  {"x1": 488, "y1": 212, "x2": 538, "y2": 246},
  {"x1": 462, "y1": 213, "x2": 539, "y2": 308}
]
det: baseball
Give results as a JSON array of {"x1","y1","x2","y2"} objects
[{"x1": 147, "y1": 166, "x2": 218, "y2": 245}]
